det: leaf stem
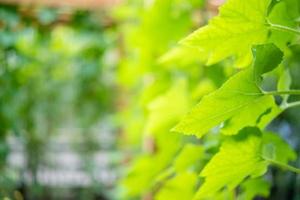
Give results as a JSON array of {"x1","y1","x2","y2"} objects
[
  {"x1": 285, "y1": 101, "x2": 300, "y2": 109},
  {"x1": 263, "y1": 90, "x2": 300, "y2": 96},
  {"x1": 267, "y1": 20, "x2": 300, "y2": 35},
  {"x1": 266, "y1": 158, "x2": 300, "y2": 174}
]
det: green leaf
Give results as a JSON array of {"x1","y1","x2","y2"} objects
[
  {"x1": 122, "y1": 133, "x2": 181, "y2": 196},
  {"x1": 145, "y1": 79, "x2": 189, "y2": 135},
  {"x1": 262, "y1": 132, "x2": 300, "y2": 174},
  {"x1": 155, "y1": 172, "x2": 198, "y2": 200},
  {"x1": 262, "y1": 132, "x2": 296, "y2": 164},
  {"x1": 252, "y1": 43, "x2": 284, "y2": 84},
  {"x1": 208, "y1": 189, "x2": 233, "y2": 200},
  {"x1": 159, "y1": 45, "x2": 207, "y2": 67},
  {"x1": 267, "y1": 0, "x2": 299, "y2": 49},
  {"x1": 192, "y1": 79, "x2": 216, "y2": 100},
  {"x1": 174, "y1": 144, "x2": 204, "y2": 172},
  {"x1": 285, "y1": 0, "x2": 300, "y2": 19},
  {"x1": 173, "y1": 69, "x2": 277, "y2": 137},
  {"x1": 238, "y1": 178, "x2": 271, "y2": 200},
  {"x1": 194, "y1": 127, "x2": 268, "y2": 199},
  {"x1": 180, "y1": 0, "x2": 271, "y2": 67},
  {"x1": 221, "y1": 96, "x2": 282, "y2": 135}
]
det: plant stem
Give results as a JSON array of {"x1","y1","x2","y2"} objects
[
  {"x1": 267, "y1": 21, "x2": 300, "y2": 35},
  {"x1": 286, "y1": 101, "x2": 300, "y2": 109},
  {"x1": 263, "y1": 90, "x2": 300, "y2": 96},
  {"x1": 266, "y1": 158, "x2": 300, "y2": 174}
]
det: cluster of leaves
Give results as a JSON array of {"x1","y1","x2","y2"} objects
[
  {"x1": 0, "y1": 6, "x2": 115, "y2": 199},
  {"x1": 115, "y1": 0, "x2": 300, "y2": 199}
]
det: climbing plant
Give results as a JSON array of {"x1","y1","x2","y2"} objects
[{"x1": 115, "y1": 0, "x2": 300, "y2": 199}]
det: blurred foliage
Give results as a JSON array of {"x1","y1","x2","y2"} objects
[
  {"x1": 0, "y1": 5, "x2": 117, "y2": 200},
  {"x1": 112, "y1": 0, "x2": 225, "y2": 199},
  {"x1": 113, "y1": 0, "x2": 300, "y2": 200}
]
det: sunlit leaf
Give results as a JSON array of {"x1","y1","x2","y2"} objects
[
  {"x1": 181, "y1": 0, "x2": 271, "y2": 67},
  {"x1": 173, "y1": 69, "x2": 276, "y2": 137},
  {"x1": 194, "y1": 127, "x2": 268, "y2": 199}
]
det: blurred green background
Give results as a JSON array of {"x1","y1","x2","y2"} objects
[{"x1": 0, "y1": 2, "x2": 119, "y2": 200}]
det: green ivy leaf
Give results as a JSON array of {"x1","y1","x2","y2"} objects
[
  {"x1": 173, "y1": 69, "x2": 277, "y2": 137},
  {"x1": 252, "y1": 43, "x2": 284, "y2": 84},
  {"x1": 180, "y1": 0, "x2": 271, "y2": 67},
  {"x1": 194, "y1": 127, "x2": 268, "y2": 199}
]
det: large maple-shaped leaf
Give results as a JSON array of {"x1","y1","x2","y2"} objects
[
  {"x1": 193, "y1": 128, "x2": 296, "y2": 200},
  {"x1": 221, "y1": 43, "x2": 284, "y2": 135},
  {"x1": 181, "y1": 0, "x2": 271, "y2": 67},
  {"x1": 194, "y1": 127, "x2": 268, "y2": 199},
  {"x1": 173, "y1": 69, "x2": 277, "y2": 137},
  {"x1": 221, "y1": 97, "x2": 281, "y2": 135}
]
